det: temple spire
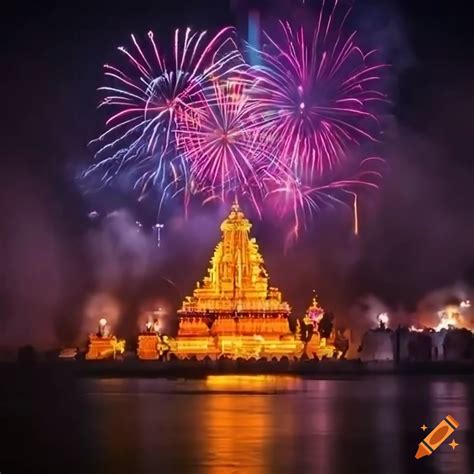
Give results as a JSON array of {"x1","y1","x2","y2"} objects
[{"x1": 231, "y1": 195, "x2": 240, "y2": 212}]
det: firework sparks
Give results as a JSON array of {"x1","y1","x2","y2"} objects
[
  {"x1": 352, "y1": 192, "x2": 359, "y2": 235},
  {"x1": 86, "y1": 27, "x2": 243, "y2": 202},
  {"x1": 85, "y1": 0, "x2": 389, "y2": 240},
  {"x1": 176, "y1": 76, "x2": 276, "y2": 209},
  {"x1": 265, "y1": 157, "x2": 383, "y2": 243},
  {"x1": 250, "y1": 1, "x2": 387, "y2": 180}
]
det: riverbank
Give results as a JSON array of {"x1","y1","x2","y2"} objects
[{"x1": 1, "y1": 358, "x2": 472, "y2": 378}]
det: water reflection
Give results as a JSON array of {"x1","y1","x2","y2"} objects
[
  {"x1": 75, "y1": 376, "x2": 474, "y2": 474},
  {"x1": 201, "y1": 391, "x2": 270, "y2": 474},
  {"x1": 2, "y1": 373, "x2": 473, "y2": 474},
  {"x1": 372, "y1": 378, "x2": 401, "y2": 474},
  {"x1": 429, "y1": 380, "x2": 470, "y2": 473}
]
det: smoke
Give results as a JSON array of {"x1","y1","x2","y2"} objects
[
  {"x1": 349, "y1": 282, "x2": 474, "y2": 334},
  {"x1": 79, "y1": 206, "x2": 224, "y2": 339},
  {"x1": 85, "y1": 209, "x2": 156, "y2": 291},
  {"x1": 0, "y1": 169, "x2": 180, "y2": 350},
  {"x1": 413, "y1": 282, "x2": 474, "y2": 330},
  {"x1": 352, "y1": 0, "x2": 416, "y2": 74},
  {"x1": 82, "y1": 292, "x2": 122, "y2": 335},
  {"x1": 0, "y1": 165, "x2": 71, "y2": 349},
  {"x1": 79, "y1": 208, "x2": 178, "y2": 340},
  {"x1": 348, "y1": 295, "x2": 390, "y2": 329}
]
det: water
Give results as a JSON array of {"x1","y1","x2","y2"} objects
[{"x1": 1, "y1": 372, "x2": 473, "y2": 473}]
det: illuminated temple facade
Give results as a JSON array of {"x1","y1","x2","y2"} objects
[{"x1": 169, "y1": 201, "x2": 302, "y2": 359}]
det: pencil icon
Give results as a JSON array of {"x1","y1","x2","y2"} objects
[{"x1": 415, "y1": 415, "x2": 460, "y2": 459}]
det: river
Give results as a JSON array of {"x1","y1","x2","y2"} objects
[{"x1": 1, "y1": 373, "x2": 473, "y2": 473}]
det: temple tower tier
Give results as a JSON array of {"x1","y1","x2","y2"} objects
[{"x1": 172, "y1": 201, "x2": 301, "y2": 359}]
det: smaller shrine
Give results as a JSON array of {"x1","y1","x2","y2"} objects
[
  {"x1": 137, "y1": 331, "x2": 172, "y2": 360},
  {"x1": 85, "y1": 318, "x2": 126, "y2": 360},
  {"x1": 300, "y1": 293, "x2": 337, "y2": 358}
]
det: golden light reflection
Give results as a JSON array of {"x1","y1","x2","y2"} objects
[
  {"x1": 205, "y1": 375, "x2": 302, "y2": 392},
  {"x1": 200, "y1": 387, "x2": 271, "y2": 474},
  {"x1": 197, "y1": 376, "x2": 303, "y2": 473}
]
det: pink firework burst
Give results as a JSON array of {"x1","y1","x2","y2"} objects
[
  {"x1": 176, "y1": 77, "x2": 278, "y2": 210},
  {"x1": 251, "y1": 0, "x2": 387, "y2": 180},
  {"x1": 266, "y1": 157, "x2": 385, "y2": 245}
]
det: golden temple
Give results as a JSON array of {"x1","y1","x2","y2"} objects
[
  {"x1": 136, "y1": 201, "x2": 337, "y2": 360},
  {"x1": 170, "y1": 200, "x2": 301, "y2": 359}
]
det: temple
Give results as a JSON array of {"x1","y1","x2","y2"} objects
[
  {"x1": 136, "y1": 201, "x2": 339, "y2": 360},
  {"x1": 302, "y1": 294, "x2": 336, "y2": 358},
  {"x1": 168, "y1": 200, "x2": 302, "y2": 359}
]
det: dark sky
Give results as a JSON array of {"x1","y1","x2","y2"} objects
[{"x1": 2, "y1": 0, "x2": 474, "y2": 346}]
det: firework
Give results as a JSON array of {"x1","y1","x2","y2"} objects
[
  {"x1": 176, "y1": 76, "x2": 278, "y2": 209},
  {"x1": 250, "y1": 1, "x2": 387, "y2": 180},
  {"x1": 86, "y1": 0, "x2": 388, "y2": 239},
  {"x1": 86, "y1": 27, "x2": 242, "y2": 205},
  {"x1": 265, "y1": 157, "x2": 383, "y2": 243}
]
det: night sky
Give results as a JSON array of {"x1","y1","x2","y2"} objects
[{"x1": 2, "y1": 0, "x2": 474, "y2": 347}]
